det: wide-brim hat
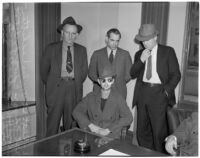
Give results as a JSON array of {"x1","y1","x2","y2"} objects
[
  {"x1": 57, "y1": 16, "x2": 82, "y2": 34},
  {"x1": 99, "y1": 66, "x2": 116, "y2": 79},
  {"x1": 135, "y1": 24, "x2": 159, "y2": 41}
]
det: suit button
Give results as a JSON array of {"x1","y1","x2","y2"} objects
[{"x1": 57, "y1": 84, "x2": 60, "y2": 87}]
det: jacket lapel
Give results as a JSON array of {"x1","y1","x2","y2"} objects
[
  {"x1": 73, "y1": 43, "x2": 78, "y2": 78},
  {"x1": 95, "y1": 91, "x2": 104, "y2": 116},
  {"x1": 113, "y1": 49, "x2": 120, "y2": 66},
  {"x1": 55, "y1": 42, "x2": 62, "y2": 77},
  {"x1": 157, "y1": 44, "x2": 164, "y2": 83}
]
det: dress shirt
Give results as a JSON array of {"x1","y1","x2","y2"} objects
[
  {"x1": 107, "y1": 47, "x2": 117, "y2": 59},
  {"x1": 61, "y1": 43, "x2": 74, "y2": 78},
  {"x1": 143, "y1": 44, "x2": 161, "y2": 83}
]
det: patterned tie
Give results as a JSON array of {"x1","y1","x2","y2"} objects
[
  {"x1": 146, "y1": 54, "x2": 152, "y2": 80},
  {"x1": 66, "y1": 46, "x2": 73, "y2": 73},
  {"x1": 109, "y1": 50, "x2": 114, "y2": 63}
]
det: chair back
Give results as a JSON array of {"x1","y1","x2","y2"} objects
[{"x1": 167, "y1": 107, "x2": 194, "y2": 134}]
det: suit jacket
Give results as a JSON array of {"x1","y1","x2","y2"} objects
[
  {"x1": 72, "y1": 89, "x2": 133, "y2": 138},
  {"x1": 40, "y1": 41, "x2": 88, "y2": 105},
  {"x1": 89, "y1": 47, "x2": 132, "y2": 99},
  {"x1": 130, "y1": 44, "x2": 181, "y2": 107},
  {"x1": 174, "y1": 112, "x2": 198, "y2": 156}
]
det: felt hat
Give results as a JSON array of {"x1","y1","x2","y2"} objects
[
  {"x1": 135, "y1": 24, "x2": 159, "y2": 41},
  {"x1": 99, "y1": 66, "x2": 116, "y2": 79},
  {"x1": 57, "y1": 16, "x2": 82, "y2": 34}
]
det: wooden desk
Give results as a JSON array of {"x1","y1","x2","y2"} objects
[{"x1": 3, "y1": 128, "x2": 166, "y2": 156}]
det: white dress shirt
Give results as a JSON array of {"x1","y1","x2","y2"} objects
[
  {"x1": 107, "y1": 47, "x2": 117, "y2": 59},
  {"x1": 143, "y1": 44, "x2": 161, "y2": 83}
]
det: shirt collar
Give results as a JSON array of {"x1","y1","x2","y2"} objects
[
  {"x1": 107, "y1": 47, "x2": 117, "y2": 54},
  {"x1": 151, "y1": 44, "x2": 158, "y2": 55},
  {"x1": 62, "y1": 41, "x2": 74, "y2": 48}
]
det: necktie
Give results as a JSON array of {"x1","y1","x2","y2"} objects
[
  {"x1": 66, "y1": 46, "x2": 73, "y2": 73},
  {"x1": 109, "y1": 51, "x2": 114, "y2": 63},
  {"x1": 146, "y1": 54, "x2": 152, "y2": 80}
]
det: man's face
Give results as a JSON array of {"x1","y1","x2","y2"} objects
[
  {"x1": 142, "y1": 36, "x2": 157, "y2": 50},
  {"x1": 106, "y1": 33, "x2": 120, "y2": 50},
  {"x1": 61, "y1": 24, "x2": 78, "y2": 45},
  {"x1": 98, "y1": 77, "x2": 114, "y2": 91}
]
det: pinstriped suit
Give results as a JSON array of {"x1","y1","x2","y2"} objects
[{"x1": 41, "y1": 41, "x2": 88, "y2": 136}]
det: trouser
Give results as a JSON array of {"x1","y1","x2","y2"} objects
[
  {"x1": 46, "y1": 79, "x2": 76, "y2": 137},
  {"x1": 136, "y1": 83, "x2": 169, "y2": 153}
]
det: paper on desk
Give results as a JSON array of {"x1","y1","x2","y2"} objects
[{"x1": 99, "y1": 149, "x2": 130, "y2": 156}]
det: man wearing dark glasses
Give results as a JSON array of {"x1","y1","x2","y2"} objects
[{"x1": 73, "y1": 66, "x2": 133, "y2": 139}]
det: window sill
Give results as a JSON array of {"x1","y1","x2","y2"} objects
[{"x1": 2, "y1": 101, "x2": 36, "y2": 112}]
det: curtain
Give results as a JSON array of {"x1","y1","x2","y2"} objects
[
  {"x1": 35, "y1": 3, "x2": 61, "y2": 139},
  {"x1": 141, "y1": 2, "x2": 169, "y2": 45}
]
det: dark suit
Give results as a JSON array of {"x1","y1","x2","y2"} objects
[
  {"x1": 89, "y1": 47, "x2": 132, "y2": 99},
  {"x1": 41, "y1": 41, "x2": 88, "y2": 136},
  {"x1": 130, "y1": 44, "x2": 181, "y2": 152}
]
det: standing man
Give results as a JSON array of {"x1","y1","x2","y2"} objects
[
  {"x1": 89, "y1": 28, "x2": 132, "y2": 99},
  {"x1": 41, "y1": 16, "x2": 88, "y2": 137},
  {"x1": 130, "y1": 24, "x2": 181, "y2": 153}
]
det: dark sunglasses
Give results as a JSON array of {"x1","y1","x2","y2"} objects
[{"x1": 100, "y1": 77, "x2": 114, "y2": 83}]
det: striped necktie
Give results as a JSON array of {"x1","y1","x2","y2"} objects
[{"x1": 66, "y1": 46, "x2": 73, "y2": 73}]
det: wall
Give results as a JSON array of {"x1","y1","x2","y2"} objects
[{"x1": 167, "y1": 2, "x2": 187, "y2": 103}]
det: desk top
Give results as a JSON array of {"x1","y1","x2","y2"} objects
[{"x1": 3, "y1": 128, "x2": 166, "y2": 156}]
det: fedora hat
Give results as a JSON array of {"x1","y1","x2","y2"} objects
[
  {"x1": 135, "y1": 24, "x2": 159, "y2": 41},
  {"x1": 99, "y1": 66, "x2": 116, "y2": 79},
  {"x1": 57, "y1": 16, "x2": 82, "y2": 34}
]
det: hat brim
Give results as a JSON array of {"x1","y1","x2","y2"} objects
[
  {"x1": 99, "y1": 74, "x2": 116, "y2": 79},
  {"x1": 135, "y1": 31, "x2": 159, "y2": 41},
  {"x1": 57, "y1": 24, "x2": 82, "y2": 34}
]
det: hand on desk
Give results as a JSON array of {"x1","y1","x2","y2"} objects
[
  {"x1": 165, "y1": 135, "x2": 178, "y2": 156},
  {"x1": 88, "y1": 123, "x2": 102, "y2": 133},
  {"x1": 95, "y1": 137, "x2": 114, "y2": 147},
  {"x1": 88, "y1": 123, "x2": 111, "y2": 136},
  {"x1": 97, "y1": 128, "x2": 111, "y2": 136}
]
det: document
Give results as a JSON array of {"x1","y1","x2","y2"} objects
[{"x1": 99, "y1": 149, "x2": 130, "y2": 156}]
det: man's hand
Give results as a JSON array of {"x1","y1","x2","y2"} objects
[
  {"x1": 140, "y1": 49, "x2": 151, "y2": 63},
  {"x1": 88, "y1": 123, "x2": 101, "y2": 133},
  {"x1": 165, "y1": 135, "x2": 178, "y2": 156},
  {"x1": 95, "y1": 137, "x2": 114, "y2": 147},
  {"x1": 97, "y1": 128, "x2": 111, "y2": 136}
]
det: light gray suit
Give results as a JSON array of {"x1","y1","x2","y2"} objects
[{"x1": 89, "y1": 47, "x2": 132, "y2": 99}]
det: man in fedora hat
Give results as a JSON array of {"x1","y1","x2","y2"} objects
[
  {"x1": 73, "y1": 65, "x2": 133, "y2": 139},
  {"x1": 89, "y1": 28, "x2": 132, "y2": 99},
  {"x1": 41, "y1": 16, "x2": 88, "y2": 136},
  {"x1": 130, "y1": 24, "x2": 181, "y2": 153}
]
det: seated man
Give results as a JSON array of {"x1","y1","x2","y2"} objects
[
  {"x1": 165, "y1": 112, "x2": 198, "y2": 156},
  {"x1": 73, "y1": 66, "x2": 133, "y2": 139}
]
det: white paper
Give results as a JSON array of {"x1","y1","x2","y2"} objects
[{"x1": 99, "y1": 148, "x2": 130, "y2": 156}]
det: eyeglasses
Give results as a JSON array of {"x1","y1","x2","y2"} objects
[{"x1": 100, "y1": 77, "x2": 114, "y2": 83}]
